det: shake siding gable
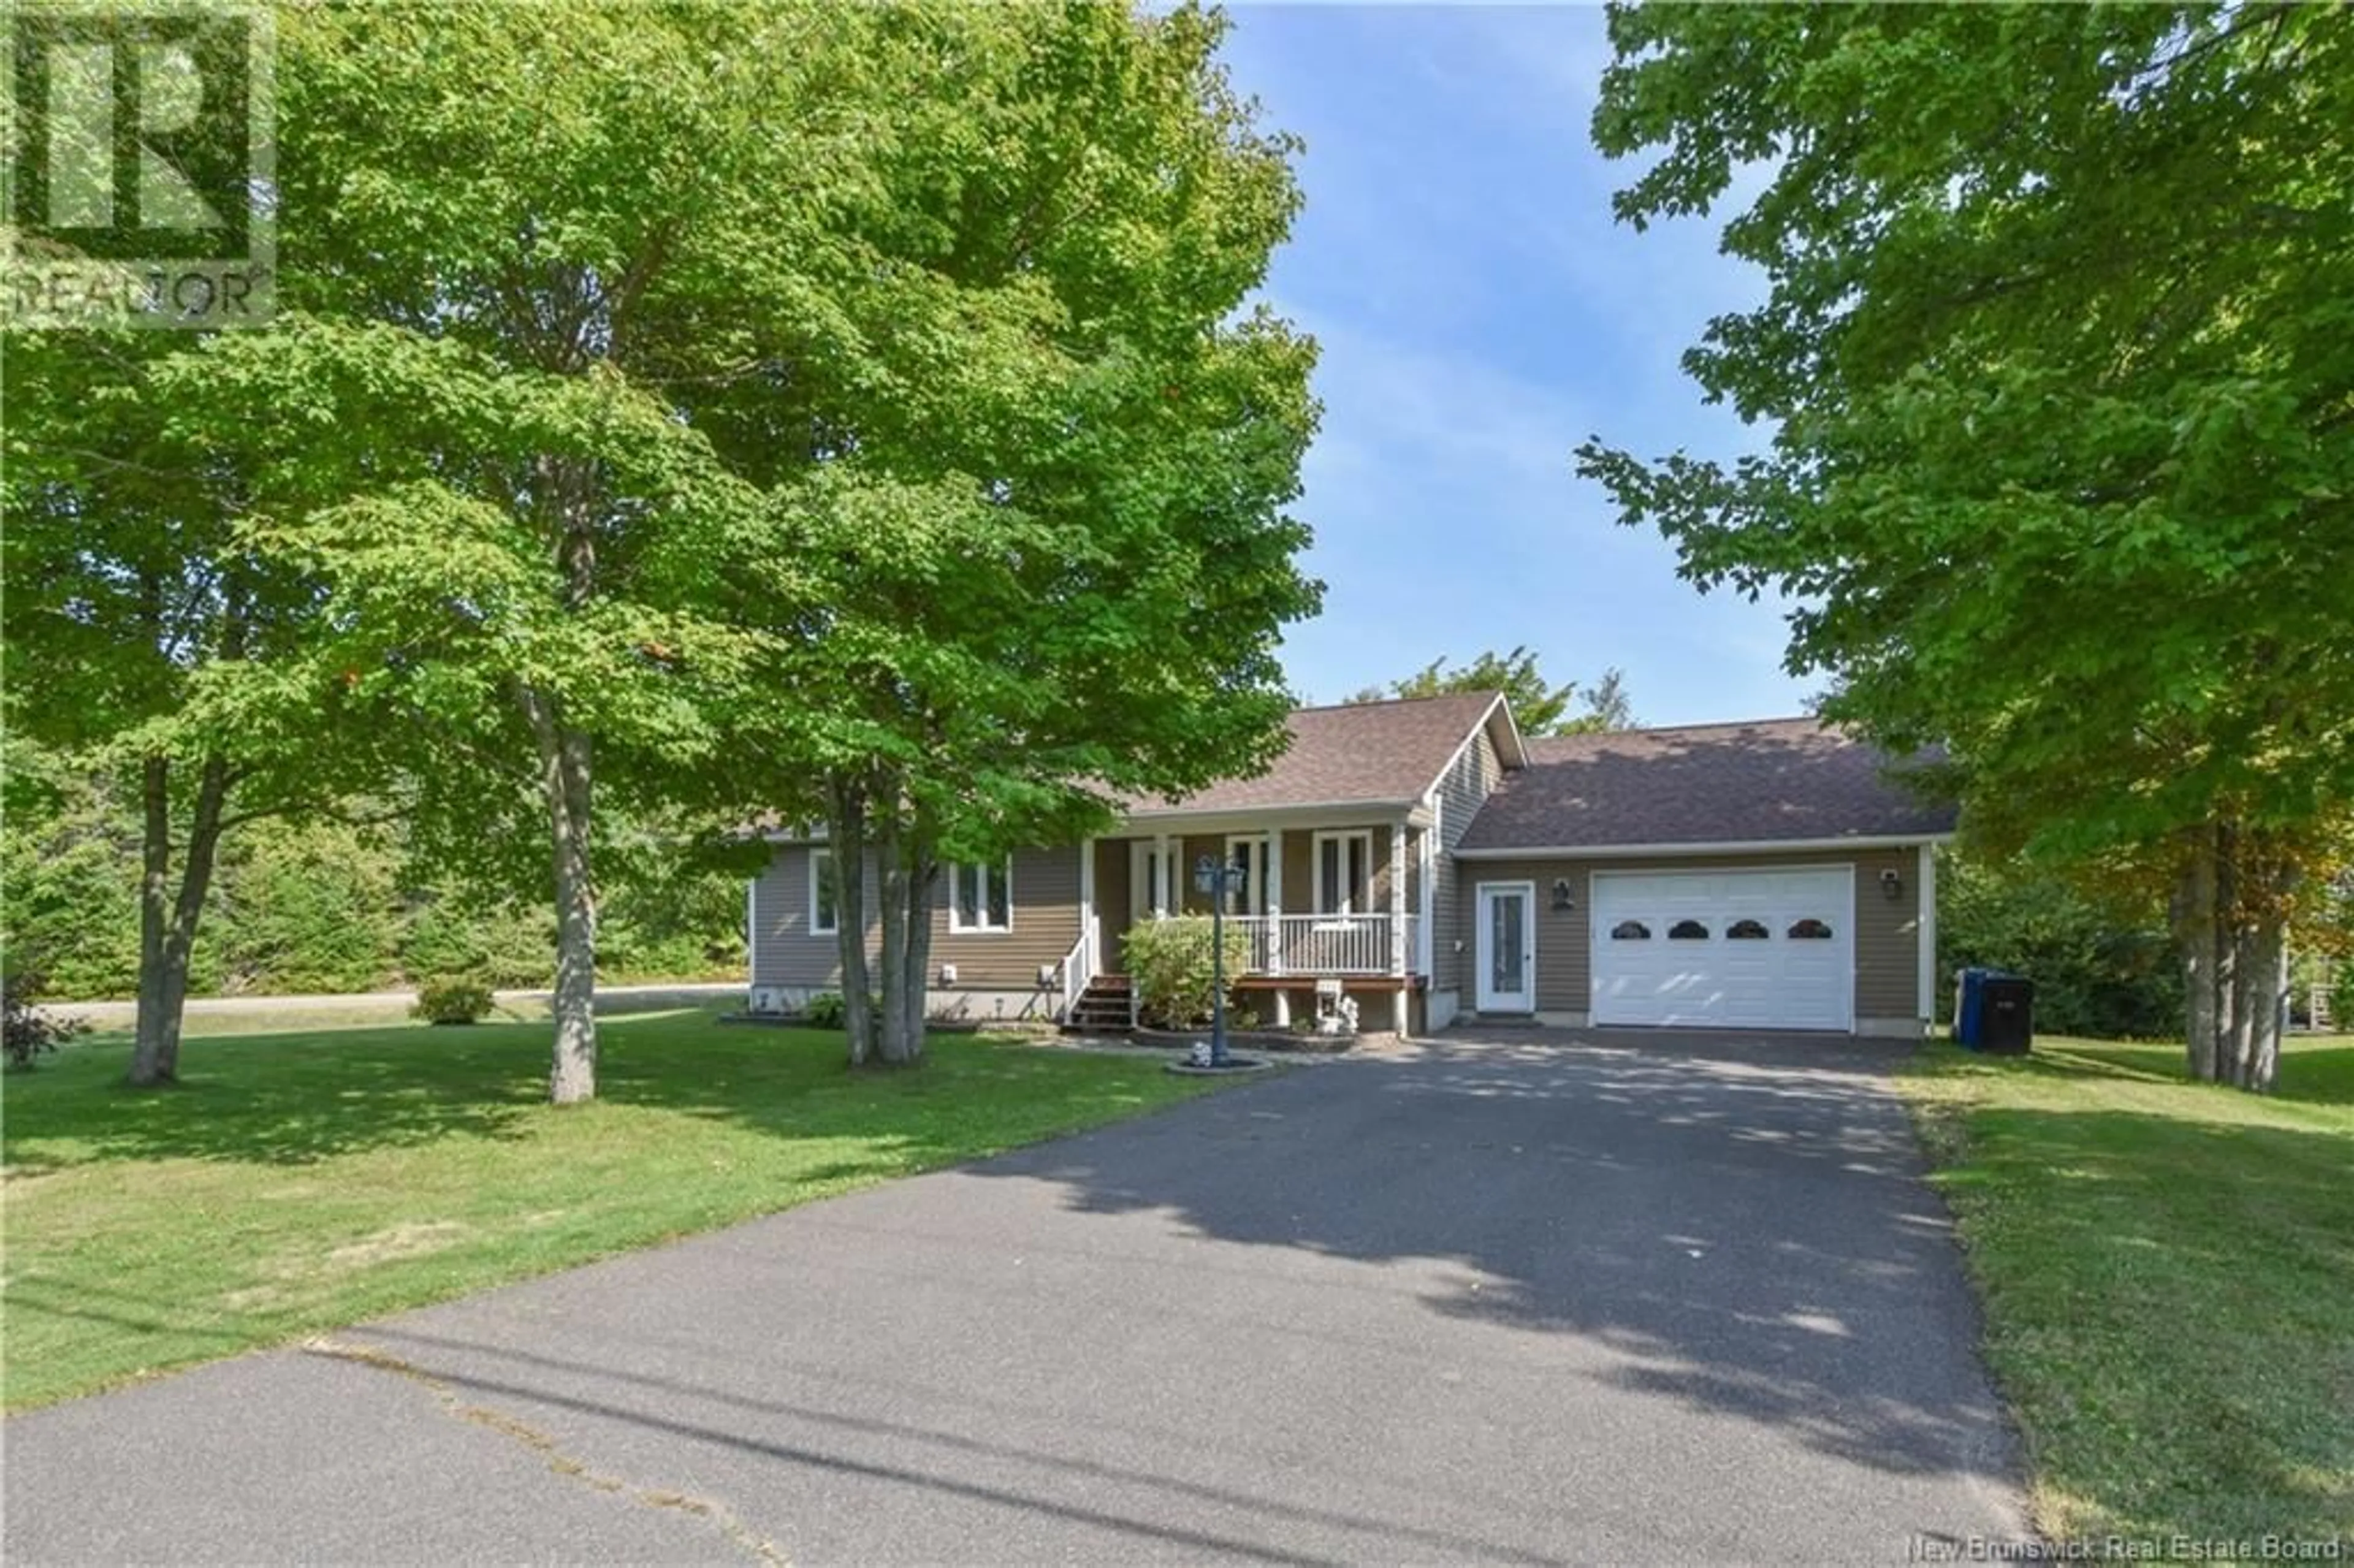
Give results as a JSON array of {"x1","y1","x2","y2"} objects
[{"x1": 1431, "y1": 728, "x2": 1501, "y2": 995}]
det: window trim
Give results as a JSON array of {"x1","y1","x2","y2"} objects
[
  {"x1": 1224, "y1": 833, "x2": 1271, "y2": 916},
  {"x1": 1788, "y1": 917, "x2": 1835, "y2": 940},
  {"x1": 1130, "y1": 841, "x2": 1167, "y2": 919},
  {"x1": 1610, "y1": 919, "x2": 1652, "y2": 940},
  {"x1": 1312, "y1": 829, "x2": 1374, "y2": 916},
  {"x1": 1667, "y1": 918, "x2": 1711, "y2": 941},
  {"x1": 948, "y1": 858, "x2": 1015, "y2": 935},
  {"x1": 1726, "y1": 918, "x2": 1770, "y2": 940},
  {"x1": 809, "y1": 847, "x2": 839, "y2": 936}
]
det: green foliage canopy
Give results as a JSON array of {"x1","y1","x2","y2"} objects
[
  {"x1": 1578, "y1": 3, "x2": 2353, "y2": 851},
  {"x1": 1349, "y1": 647, "x2": 1632, "y2": 736}
]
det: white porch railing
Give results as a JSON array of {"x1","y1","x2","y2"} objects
[
  {"x1": 1055, "y1": 915, "x2": 1097, "y2": 1022},
  {"x1": 1227, "y1": 913, "x2": 1419, "y2": 977}
]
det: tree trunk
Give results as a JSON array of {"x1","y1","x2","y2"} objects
[
  {"x1": 2177, "y1": 833, "x2": 2219, "y2": 1081},
  {"x1": 2215, "y1": 821, "x2": 2246, "y2": 1084},
  {"x1": 2235, "y1": 916, "x2": 2286, "y2": 1091},
  {"x1": 829, "y1": 777, "x2": 875, "y2": 1065},
  {"x1": 2174, "y1": 820, "x2": 2290, "y2": 1094},
  {"x1": 524, "y1": 686, "x2": 599, "y2": 1105},
  {"x1": 897, "y1": 831, "x2": 937, "y2": 1067},
  {"x1": 129, "y1": 753, "x2": 229, "y2": 1087},
  {"x1": 873, "y1": 801, "x2": 915, "y2": 1066}
]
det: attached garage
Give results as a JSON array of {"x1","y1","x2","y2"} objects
[
  {"x1": 1589, "y1": 867, "x2": 1855, "y2": 1031},
  {"x1": 1447, "y1": 718, "x2": 1955, "y2": 1037}
]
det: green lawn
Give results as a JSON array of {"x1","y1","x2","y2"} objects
[
  {"x1": 2, "y1": 1011, "x2": 1218, "y2": 1411},
  {"x1": 1898, "y1": 1032, "x2": 2354, "y2": 1547}
]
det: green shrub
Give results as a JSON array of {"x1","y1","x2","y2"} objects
[
  {"x1": 398, "y1": 888, "x2": 555, "y2": 989},
  {"x1": 210, "y1": 820, "x2": 403, "y2": 994},
  {"x1": 4, "y1": 970, "x2": 86, "y2": 1070},
  {"x1": 411, "y1": 976, "x2": 495, "y2": 1026},
  {"x1": 2331, "y1": 962, "x2": 2354, "y2": 1033},
  {"x1": 800, "y1": 992, "x2": 882, "y2": 1029},
  {"x1": 1936, "y1": 849, "x2": 2184, "y2": 1038},
  {"x1": 1123, "y1": 915, "x2": 1252, "y2": 1029}
]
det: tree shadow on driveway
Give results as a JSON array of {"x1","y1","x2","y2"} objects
[{"x1": 966, "y1": 1029, "x2": 2023, "y2": 1491}]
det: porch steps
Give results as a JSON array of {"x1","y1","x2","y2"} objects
[{"x1": 1063, "y1": 975, "x2": 1137, "y2": 1035}]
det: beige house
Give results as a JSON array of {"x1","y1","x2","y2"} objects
[{"x1": 746, "y1": 693, "x2": 1957, "y2": 1038}]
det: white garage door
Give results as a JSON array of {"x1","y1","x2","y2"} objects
[{"x1": 1591, "y1": 868, "x2": 1854, "y2": 1031}]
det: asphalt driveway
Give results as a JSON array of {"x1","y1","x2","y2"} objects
[{"x1": 4, "y1": 1030, "x2": 2026, "y2": 1565}]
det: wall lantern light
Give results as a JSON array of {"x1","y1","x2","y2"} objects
[{"x1": 1551, "y1": 878, "x2": 1576, "y2": 911}]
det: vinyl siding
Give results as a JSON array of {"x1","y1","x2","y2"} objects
[
  {"x1": 752, "y1": 843, "x2": 1082, "y2": 992},
  {"x1": 1457, "y1": 846, "x2": 1922, "y2": 1024},
  {"x1": 1431, "y1": 728, "x2": 1503, "y2": 994}
]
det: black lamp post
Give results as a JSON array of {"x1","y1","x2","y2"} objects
[{"x1": 1194, "y1": 852, "x2": 1249, "y2": 1067}]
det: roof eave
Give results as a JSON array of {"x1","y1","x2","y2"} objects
[
  {"x1": 1452, "y1": 831, "x2": 1957, "y2": 861},
  {"x1": 1119, "y1": 797, "x2": 1429, "y2": 829}
]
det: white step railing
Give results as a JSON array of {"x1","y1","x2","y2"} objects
[
  {"x1": 1227, "y1": 913, "x2": 1418, "y2": 976},
  {"x1": 1054, "y1": 916, "x2": 1096, "y2": 1022}
]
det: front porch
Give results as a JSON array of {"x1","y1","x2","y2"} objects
[
  {"x1": 1056, "y1": 822, "x2": 1435, "y2": 1035},
  {"x1": 1091, "y1": 824, "x2": 1428, "y2": 978}
]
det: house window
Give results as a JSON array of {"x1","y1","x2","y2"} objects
[
  {"x1": 810, "y1": 848, "x2": 839, "y2": 935},
  {"x1": 1727, "y1": 918, "x2": 1769, "y2": 940},
  {"x1": 1788, "y1": 918, "x2": 1834, "y2": 940},
  {"x1": 1314, "y1": 831, "x2": 1373, "y2": 915},
  {"x1": 1610, "y1": 919, "x2": 1651, "y2": 940},
  {"x1": 950, "y1": 860, "x2": 1013, "y2": 933},
  {"x1": 1225, "y1": 835, "x2": 1270, "y2": 915},
  {"x1": 1668, "y1": 919, "x2": 1710, "y2": 940},
  {"x1": 1132, "y1": 842, "x2": 1169, "y2": 918}
]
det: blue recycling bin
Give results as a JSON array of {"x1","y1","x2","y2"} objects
[{"x1": 1953, "y1": 967, "x2": 1994, "y2": 1048}]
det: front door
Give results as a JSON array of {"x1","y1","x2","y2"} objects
[{"x1": 1476, "y1": 882, "x2": 1536, "y2": 1013}]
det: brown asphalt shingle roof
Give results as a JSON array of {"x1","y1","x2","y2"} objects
[
  {"x1": 1455, "y1": 717, "x2": 1956, "y2": 851},
  {"x1": 1125, "y1": 691, "x2": 1507, "y2": 816}
]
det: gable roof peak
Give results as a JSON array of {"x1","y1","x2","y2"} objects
[{"x1": 1120, "y1": 688, "x2": 1523, "y2": 819}]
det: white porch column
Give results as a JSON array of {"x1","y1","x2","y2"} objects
[
  {"x1": 1265, "y1": 830, "x2": 1285, "y2": 976},
  {"x1": 1388, "y1": 821, "x2": 1407, "y2": 976},
  {"x1": 1154, "y1": 832, "x2": 1173, "y2": 915},
  {"x1": 1917, "y1": 842, "x2": 1938, "y2": 1036}
]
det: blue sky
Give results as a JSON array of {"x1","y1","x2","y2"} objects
[{"x1": 1216, "y1": 4, "x2": 1810, "y2": 726}]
